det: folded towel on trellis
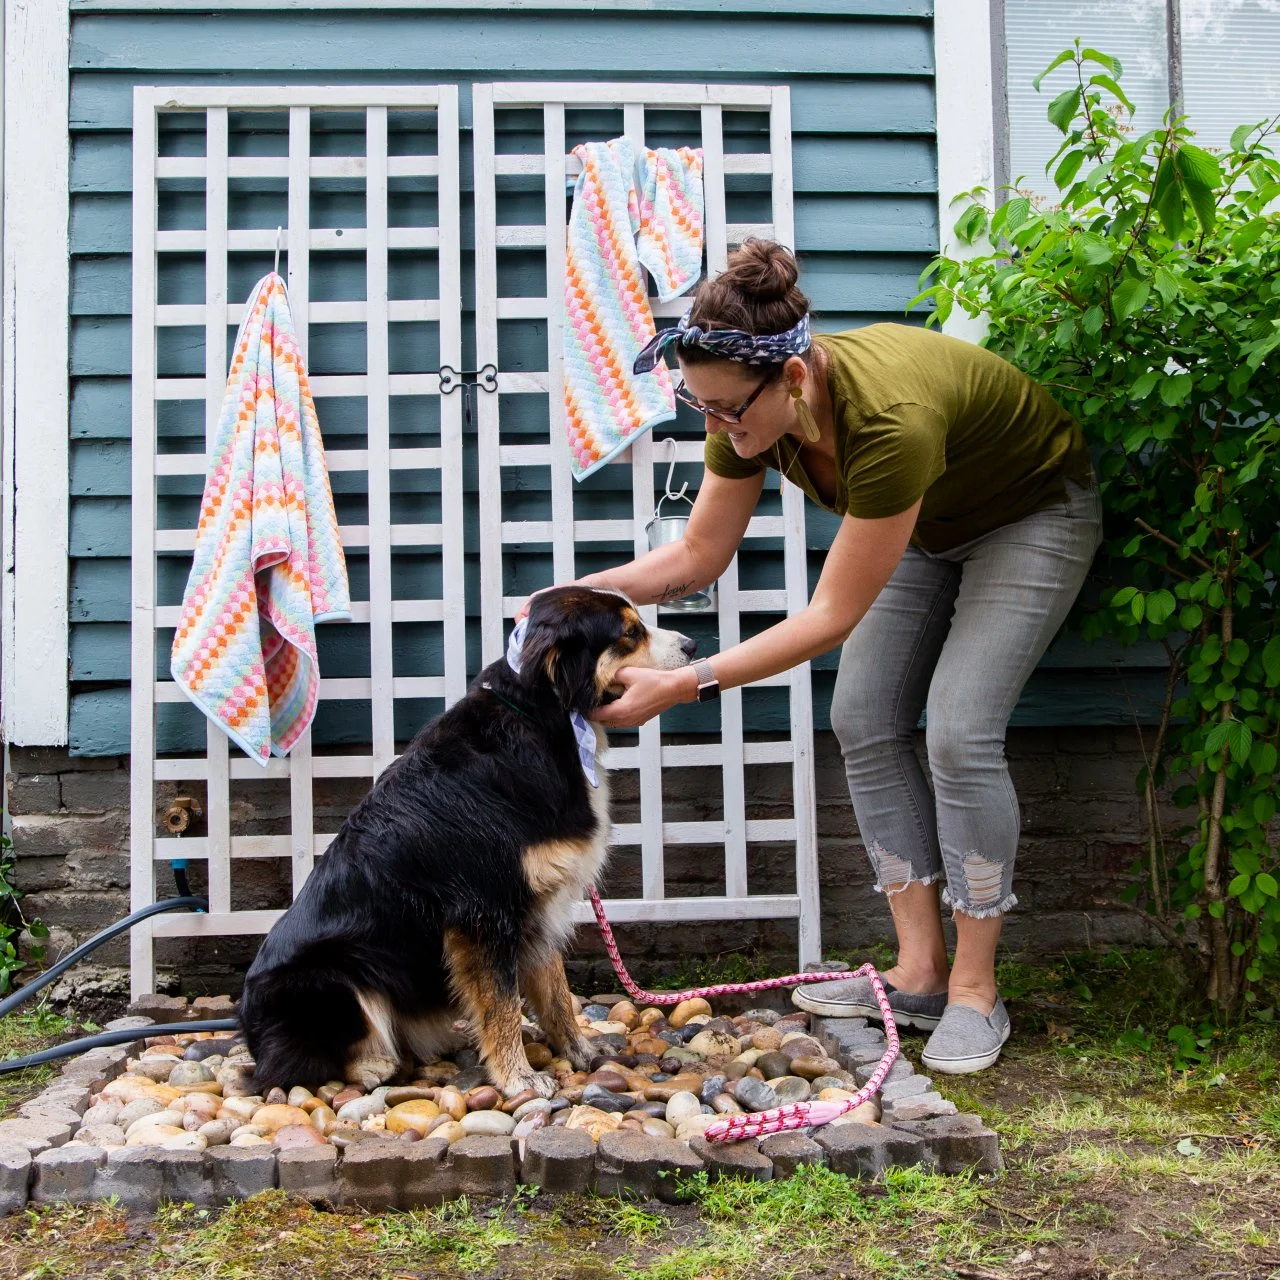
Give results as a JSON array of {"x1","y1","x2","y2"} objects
[
  {"x1": 564, "y1": 138, "x2": 704, "y2": 481},
  {"x1": 170, "y1": 271, "x2": 351, "y2": 764}
]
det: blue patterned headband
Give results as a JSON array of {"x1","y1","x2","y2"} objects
[{"x1": 633, "y1": 310, "x2": 811, "y2": 375}]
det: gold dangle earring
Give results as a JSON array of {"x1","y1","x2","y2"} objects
[{"x1": 791, "y1": 385, "x2": 821, "y2": 444}]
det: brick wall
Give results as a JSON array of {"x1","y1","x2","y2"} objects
[{"x1": 5, "y1": 727, "x2": 1158, "y2": 997}]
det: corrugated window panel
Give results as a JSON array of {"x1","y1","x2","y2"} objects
[
  {"x1": 1180, "y1": 1, "x2": 1280, "y2": 149},
  {"x1": 1004, "y1": 0, "x2": 1170, "y2": 204}
]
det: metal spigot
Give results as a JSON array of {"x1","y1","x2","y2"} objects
[{"x1": 161, "y1": 795, "x2": 204, "y2": 835}]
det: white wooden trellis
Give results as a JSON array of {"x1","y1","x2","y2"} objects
[
  {"x1": 472, "y1": 83, "x2": 821, "y2": 965},
  {"x1": 129, "y1": 86, "x2": 465, "y2": 998}
]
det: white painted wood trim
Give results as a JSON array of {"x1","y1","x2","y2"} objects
[
  {"x1": 287, "y1": 106, "x2": 316, "y2": 897},
  {"x1": 203, "y1": 108, "x2": 233, "y2": 920},
  {"x1": 2, "y1": 0, "x2": 70, "y2": 746},
  {"x1": 934, "y1": 0, "x2": 997, "y2": 344},
  {"x1": 128, "y1": 87, "x2": 159, "y2": 998}
]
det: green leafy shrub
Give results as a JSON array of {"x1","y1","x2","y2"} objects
[
  {"x1": 913, "y1": 43, "x2": 1280, "y2": 1013},
  {"x1": 1, "y1": 827, "x2": 46, "y2": 994}
]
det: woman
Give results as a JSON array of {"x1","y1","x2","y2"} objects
[{"x1": 554, "y1": 240, "x2": 1101, "y2": 1074}]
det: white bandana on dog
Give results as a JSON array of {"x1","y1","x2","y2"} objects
[{"x1": 505, "y1": 619, "x2": 600, "y2": 788}]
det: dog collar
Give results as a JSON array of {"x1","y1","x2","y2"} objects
[{"x1": 504, "y1": 619, "x2": 600, "y2": 788}]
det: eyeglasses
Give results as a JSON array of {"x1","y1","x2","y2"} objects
[{"x1": 674, "y1": 373, "x2": 773, "y2": 424}]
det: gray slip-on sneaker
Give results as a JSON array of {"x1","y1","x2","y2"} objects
[
  {"x1": 920, "y1": 996, "x2": 1011, "y2": 1074},
  {"x1": 791, "y1": 976, "x2": 948, "y2": 1030}
]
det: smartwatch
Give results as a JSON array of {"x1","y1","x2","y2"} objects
[{"x1": 693, "y1": 658, "x2": 720, "y2": 703}]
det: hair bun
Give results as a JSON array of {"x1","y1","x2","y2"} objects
[{"x1": 722, "y1": 239, "x2": 799, "y2": 304}]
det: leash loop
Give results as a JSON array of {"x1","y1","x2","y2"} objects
[{"x1": 586, "y1": 885, "x2": 900, "y2": 1142}]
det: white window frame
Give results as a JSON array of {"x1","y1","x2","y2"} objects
[{"x1": 1, "y1": 0, "x2": 70, "y2": 746}]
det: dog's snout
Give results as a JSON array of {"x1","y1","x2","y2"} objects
[{"x1": 679, "y1": 634, "x2": 697, "y2": 660}]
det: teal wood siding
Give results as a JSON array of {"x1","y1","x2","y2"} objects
[{"x1": 65, "y1": 0, "x2": 1164, "y2": 755}]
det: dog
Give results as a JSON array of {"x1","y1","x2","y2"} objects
[{"x1": 237, "y1": 586, "x2": 696, "y2": 1098}]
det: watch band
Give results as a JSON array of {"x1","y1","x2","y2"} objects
[{"x1": 693, "y1": 658, "x2": 720, "y2": 702}]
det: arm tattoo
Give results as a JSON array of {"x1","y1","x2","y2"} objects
[{"x1": 659, "y1": 580, "x2": 694, "y2": 601}]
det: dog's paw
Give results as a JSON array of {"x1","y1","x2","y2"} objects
[
  {"x1": 345, "y1": 1054, "x2": 399, "y2": 1092},
  {"x1": 502, "y1": 1070, "x2": 558, "y2": 1101},
  {"x1": 563, "y1": 1036, "x2": 596, "y2": 1072}
]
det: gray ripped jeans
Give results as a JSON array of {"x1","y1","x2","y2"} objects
[{"x1": 831, "y1": 477, "x2": 1103, "y2": 919}]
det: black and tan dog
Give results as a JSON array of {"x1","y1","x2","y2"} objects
[{"x1": 238, "y1": 586, "x2": 695, "y2": 1099}]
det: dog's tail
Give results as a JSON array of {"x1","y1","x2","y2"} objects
[{"x1": 239, "y1": 963, "x2": 367, "y2": 1093}]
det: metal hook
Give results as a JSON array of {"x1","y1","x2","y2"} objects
[
  {"x1": 662, "y1": 436, "x2": 689, "y2": 504},
  {"x1": 652, "y1": 437, "x2": 692, "y2": 522},
  {"x1": 274, "y1": 225, "x2": 283, "y2": 277}
]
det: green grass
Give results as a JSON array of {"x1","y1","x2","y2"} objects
[{"x1": 0, "y1": 1004, "x2": 76, "y2": 1120}]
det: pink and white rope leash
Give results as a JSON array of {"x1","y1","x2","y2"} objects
[{"x1": 586, "y1": 885, "x2": 900, "y2": 1143}]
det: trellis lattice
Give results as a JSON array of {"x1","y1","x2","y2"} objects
[
  {"x1": 129, "y1": 86, "x2": 465, "y2": 997},
  {"x1": 472, "y1": 82, "x2": 821, "y2": 962}
]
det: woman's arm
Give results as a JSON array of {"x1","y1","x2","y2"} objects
[
  {"x1": 593, "y1": 498, "x2": 922, "y2": 726},
  {"x1": 580, "y1": 468, "x2": 765, "y2": 606}
]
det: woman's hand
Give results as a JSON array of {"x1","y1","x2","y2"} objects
[
  {"x1": 591, "y1": 666, "x2": 694, "y2": 728},
  {"x1": 514, "y1": 583, "x2": 573, "y2": 624}
]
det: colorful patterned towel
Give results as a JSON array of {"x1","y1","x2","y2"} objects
[
  {"x1": 171, "y1": 272, "x2": 351, "y2": 763},
  {"x1": 564, "y1": 139, "x2": 704, "y2": 481}
]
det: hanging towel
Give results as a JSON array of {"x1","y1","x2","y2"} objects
[
  {"x1": 564, "y1": 139, "x2": 704, "y2": 481},
  {"x1": 170, "y1": 272, "x2": 351, "y2": 764}
]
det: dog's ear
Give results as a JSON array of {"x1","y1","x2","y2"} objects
[{"x1": 519, "y1": 621, "x2": 599, "y2": 714}]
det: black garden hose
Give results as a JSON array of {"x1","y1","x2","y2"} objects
[
  {"x1": 0, "y1": 1019, "x2": 238, "y2": 1073},
  {"x1": 0, "y1": 890, "x2": 240, "y2": 1074}
]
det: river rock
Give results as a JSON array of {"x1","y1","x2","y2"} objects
[
  {"x1": 184, "y1": 1038, "x2": 237, "y2": 1062},
  {"x1": 76, "y1": 1124, "x2": 126, "y2": 1148},
  {"x1": 126, "y1": 1123, "x2": 186, "y2": 1146},
  {"x1": 779, "y1": 1035, "x2": 824, "y2": 1061},
  {"x1": 668, "y1": 999, "x2": 712, "y2": 1029},
  {"x1": 117, "y1": 1097, "x2": 166, "y2": 1127},
  {"x1": 734, "y1": 1078, "x2": 780, "y2": 1113},
  {"x1": 253, "y1": 1104, "x2": 314, "y2": 1132},
  {"x1": 664, "y1": 1092, "x2": 702, "y2": 1126},
  {"x1": 436, "y1": 1088, "x2": 467, "y2": 1121},
  {"x1": 512, "y1": 1098, "x2": 554, "y2": 1123},
  {"x1": 461, "y1": 1110, "x2": 516, "y2": 1137},
  {"x1": 750, "y1": 1027, "x2": 783, "y2": 1052},
  {"x1": 585, "y1": 1069, "x2": 628, "y2": 1092},
  {"x1": 168, "y1": 1061, "x2": 215, "y2": 1088},
  {"x1": 429, "y1": 1121, "x2": 467, "y2": 1144},
  {"x1": 125, "y1": 1110, "x2": 183, "y2": 1139},
  {"x1": 769, "y1": 1076, "x2": 812, "y2": 1105},
  {"x1": 756, "y1": 1051, "x2": 791, "y2": 1080},
  {"x1": 336, "y1": 1096, "x2": 385, "y2": 1124},
  {"x1": 219, "y1": 1097, "x2": 263, "y2": 1124},
  {"x1": 385, "y1": 1100, "x2": 442, "y2": 1135},
  {"x1": 230, "y1": 1133, "x2": 271, "y2": 1147},
  {"x1": 564, "y1": 1105, "x2": 624, "y2": 1141},
  {"x1": 274, "y1": 1124, "x2": 328, "y2": 1150},
  {"x1": 197, "y1": 1119, "x2": 239, "y2": 1146},
  {"x1": 685, "y1": 1029, "x2": 741, "y2": 1059},
  {"x1": 465, "y1": 1086, "x2": 501, "y2": 1111},
  {"x1": 608, "y1": 1001, "x2": 640, "y2": 1028},
  {"x1": 177, "y1": 1093, "x2": 221, "y2": 1121},
  {"x1": 524, "y1": 1043, "x2": 553, "y2": 1070},
  {"x1": 788, "y1": 1055, "x2": 841, "y2": 1081},
  {"x1": 582, "y1": 1085, "x2": 633, "y2": 1115},
  {"x1": 699, "y1": 1075, "x2": 726, "y2": 1105}
]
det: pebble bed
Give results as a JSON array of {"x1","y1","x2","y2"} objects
[{"x1": 0, "y1": 992, "x2": 1002, "y2": 1212}]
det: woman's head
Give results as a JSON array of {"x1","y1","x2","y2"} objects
[
  {"x1": 681, "y1": 239, "x2": 810, "y2": 361},
  {"x1": 672, "y1": 240, "x2": 816, "y2": 456}
]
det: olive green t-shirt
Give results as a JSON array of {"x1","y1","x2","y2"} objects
[{"x1": 703, "y1": 323, "x2": 1093, "y2": 553}]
